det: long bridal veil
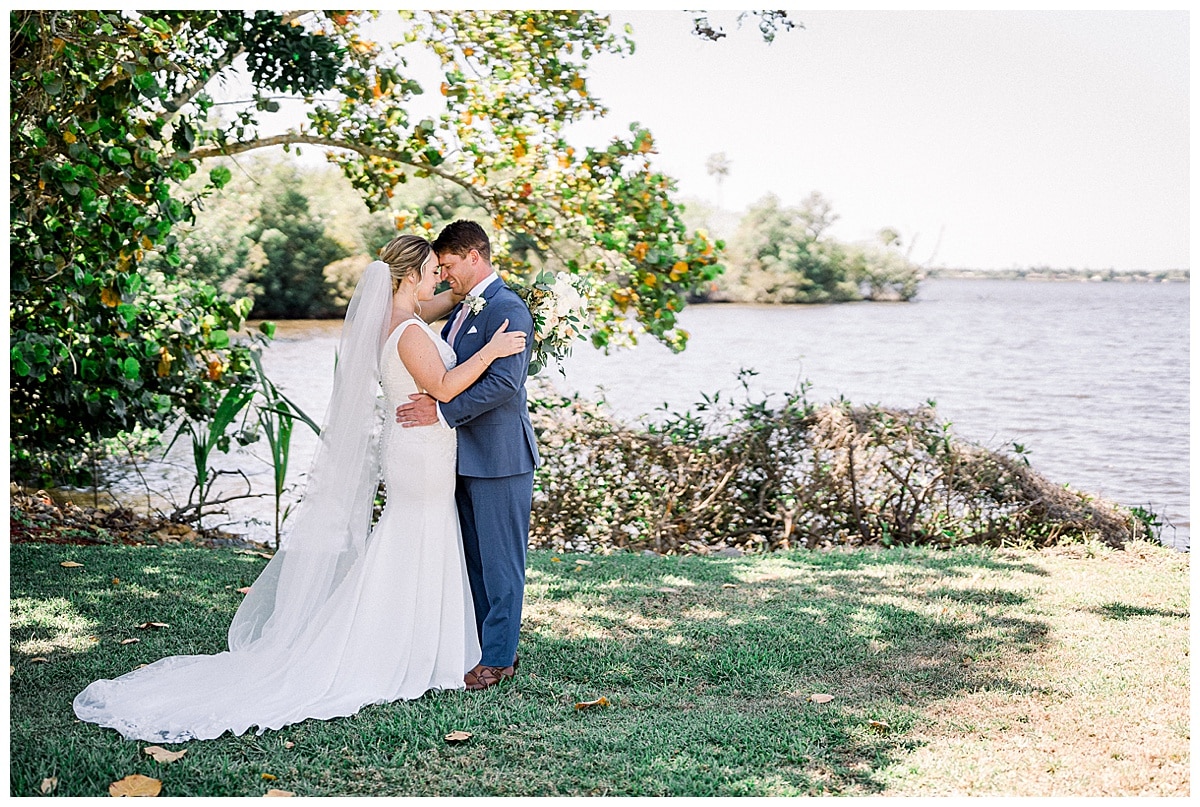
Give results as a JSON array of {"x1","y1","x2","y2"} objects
[
  {"x1": 72, "y1": 261, "x2": 395, "y2": 740},
  {"x1": 228, "y1": 260, "x2": 393, "y2": 652}
]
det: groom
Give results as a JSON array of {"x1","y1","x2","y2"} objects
[{"x1": 395, "y1": 220, "x2": 540, "y2": 692}]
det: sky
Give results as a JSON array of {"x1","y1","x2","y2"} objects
[
  {"x1": 254, "y1": 7, "x2": 1190, "y2": 273},
  {"x1": 568, "y1": 9, "x2": 1190, "y2": 272}
]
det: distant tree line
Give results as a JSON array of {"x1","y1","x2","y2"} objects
[{"x1": 165, "y1": 157, "x2": 922, "y2": 320}]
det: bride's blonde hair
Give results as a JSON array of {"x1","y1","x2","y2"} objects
[{"x1": 378, "y1": 235, "x2": 433, "y2": 292}]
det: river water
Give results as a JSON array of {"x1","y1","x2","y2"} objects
[{"x1": 101, "y1": 279, "x2": 1190, "y2": 550}]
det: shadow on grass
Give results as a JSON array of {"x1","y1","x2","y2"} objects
[
  {"x1": 11, "y1": 542, "x2": 1057, "y2": 796},
  {"x1": 520, "y1": 546, "x2": 1057, "y2": 795},
  {"x1": 1089, "y1": 602, "x2": 1190, "y2": 621}
]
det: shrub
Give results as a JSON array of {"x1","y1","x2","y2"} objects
[{"x1": 529, "y1": 377, "x2": 1147, "y2": 554}]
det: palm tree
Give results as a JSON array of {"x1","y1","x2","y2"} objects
[{"x1": 705, "y1": 152, "x2": 731, "y2": 209}]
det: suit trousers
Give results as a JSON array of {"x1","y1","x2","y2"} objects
[{"x1": 455, "y1": 471, "x2": 534, "y2": 667}]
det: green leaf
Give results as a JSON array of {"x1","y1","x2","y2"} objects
[
  {"x1": 122, "y1": 357, "x2": 140, "y2": 379},
  {"x1": 209, "y1": 166, "x2": 232, "y2": 189},
  {"x1": 108, "y1": 147, "x2": 133, "y2": 166}
]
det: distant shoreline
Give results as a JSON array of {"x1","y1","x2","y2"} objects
[{"x1": 924, "y1": 268, "x2": 1189, "y2": 283}]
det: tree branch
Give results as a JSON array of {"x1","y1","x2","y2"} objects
[
  {"x1": 160, "y1": 10, "x2": 310, "y2": 127},
  {"x1": 186, "y1": 133, "x2": 493, "y2": 206}
]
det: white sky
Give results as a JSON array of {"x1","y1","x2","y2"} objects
[
  {"x1": 570, "y1": 9, "x2": 1191, "y2": 271},
  {"x1": 247, "y1": 7, "x2": 1190, "y2": 272}
]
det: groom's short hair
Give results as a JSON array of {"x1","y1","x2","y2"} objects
[{"x1": 433, "y1": 220, "x2": 491, "y2": 263}]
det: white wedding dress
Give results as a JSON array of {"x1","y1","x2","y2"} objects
[{"x1": 73, "y1": 317, "x2": 481, "y2": 742}]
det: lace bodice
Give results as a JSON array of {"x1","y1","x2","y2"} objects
[{"x1": 381, "y1": 319, "x2": 457, "y2": 403}]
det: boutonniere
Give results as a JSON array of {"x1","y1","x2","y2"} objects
[{"x1": 465, "y1": 294, "x2": 487, "y2": 315}]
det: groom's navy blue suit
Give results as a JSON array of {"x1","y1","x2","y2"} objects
[{"x1": 439, "y1": 277, "x2": 539, "y2": 668}]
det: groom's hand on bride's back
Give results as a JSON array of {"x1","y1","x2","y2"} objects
[{"x1": 396, "y1": 393, "x2": 439, "y2": 428}]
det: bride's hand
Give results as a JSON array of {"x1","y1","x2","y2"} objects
[{"x1": 483, "y1": 319, "x2": 526, "y2": 362}]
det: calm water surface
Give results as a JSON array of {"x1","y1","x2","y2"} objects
[{"x1": 107, "y1": 279, "x2": 1190, "y2": 550}]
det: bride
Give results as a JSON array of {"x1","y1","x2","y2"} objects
[{"x1": 73, "y1": 235, "x2": 526, "y2": 742}]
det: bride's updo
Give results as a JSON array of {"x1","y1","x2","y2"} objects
[{"x1": 379, "y1": 235, "x2": 433, "y2": 292}]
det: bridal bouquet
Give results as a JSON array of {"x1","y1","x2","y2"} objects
[{"x1": 513, "y1": 270, "x2": 593, "y2": 376}]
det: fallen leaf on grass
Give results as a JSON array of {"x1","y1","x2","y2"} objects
[
  {"x1": 721, "y1": 583, "x2": 737, "y2": 589},
  {"x1": 235, "y1": 550, "x2": 274, "y2": 560},
  {"x1": 961, "y1": 656, "x2": 973, "y2": 665},
  {"x1": 30, "y1": 657, "x2": 49, "y2": 664},
  {"x1": 136, "y1": 622, "x2": 170, "y2": 631},
  {"x1": 550, "y1": 557, "x2": 561, "y2": 563},
  {"x1": 868, "y1": 720, "x2": 890, "y2": 734},
  {"x1": 809, "y1": 693, "x2": 834, "y2": 704},
  {"x1": 443, "y1": 730, "x2": 473, "y2": 744},
  {"x1": 237, "y1": 587, "x2": 252, "y2": 595},
  {"x1": 41, "y1": 777, "x2": 58, "y2": 794},
  {"x1": 264, "y1": 790, "x2": 294, "y2": 797},
  {"x1": 284, "y1": 741, "x2": 294, "y2": 750},
  {"x1": 60, "y1": 561, "x2": 84, "y2": 568},
  {"x1": 575, "y1": 559, "x2": 592, "y2": 565},
  {"x1": 575, "y1": 696, "x2": 610, "y2": 710},
  {"x1": 143, "y1": 746, "x2": 186, "y2": 763},
  {"x1": 109, "y1": 773, "x2": 161, "y2": 797},
  {"x1": 112, "y1": 578, "x2": 121, "y2": 585},
  {"x1": 261, "y1": 773, "x2": 277, "y2": 781},
  {"x1": 120, "y1": 638, "x2": 140, "y2": 646},
  {"x1": 656, "y1": 587, "x2": 679, "y2": 594}
]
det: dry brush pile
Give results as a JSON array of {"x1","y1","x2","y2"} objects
[{"x1": 528, "y1": 381, "x2": 1149, "y2": 555}]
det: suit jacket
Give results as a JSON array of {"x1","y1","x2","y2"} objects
[{"x1": 439, "y1": 279, "x2": 541, "y2": 478}]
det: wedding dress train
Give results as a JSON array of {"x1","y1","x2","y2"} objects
[{"x1": 73, "y1": 314, "x2": 480, "y2": 742}]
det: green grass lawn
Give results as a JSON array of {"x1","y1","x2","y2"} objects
[{"x1": 8, "y1": 540, "x2": 1190, "y2": 796}]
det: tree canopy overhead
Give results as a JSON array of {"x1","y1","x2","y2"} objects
[{"x1": 10, "y1": 9, "x2": 792, "y2": 481}]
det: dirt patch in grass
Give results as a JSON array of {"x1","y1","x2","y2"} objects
[{"x1": 877, "y1": 540, "x2": 1189, "y2": 796}]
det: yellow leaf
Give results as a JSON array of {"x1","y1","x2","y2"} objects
[
  {"x1": 513, "y1": 142, "x2": 526, "y2": 160},
  {"x1": 156, "y1": 347, "x2": 172, "y2": 378},
  {"x1": 109, "y1": 773, "x2": 162, "y2": 797},
  {"x1": 112, "y1": 578, "x2": 120, "y2": 585},
  {"x1": 143, "y1": 746, "x2": 186, "y2": 763},
  {"x1": 62, "y1": 130, "x2": 76, "y2": 144},
  {"x1": 261, "y1": 773, "x2": 277, "y2": 781},
  {"x1": 60, "y1": 561, "x2": 84, "y2": 568},
  {"x1": 574, "y1": 696, "x2": 610, "y2": 710},
  {"x1": 868, "y1": 720, "x2": 890, "y2": 734},
  {"x1": 264, "y1": 790, "x2": 295, "y2": 797},
  {"x1": 550, "y1": 557, "x2": 561, "y2": 563},
  {"x1": 670, "y1": 261, "x2": 688, "y2": 281},
  {"x1": 141, "y1": 235, "x2": 153, "y2": 250},
  {"x1": 440, "y1": 82, "x2": 449, "y2": 96},
  {"x1": 41, "y1": 777, "x2": 58, "y2": 795},
  {"x1": 570, "y1": 75, "x2": 584, "y2": 92},
  {"x1": 809, "y1": 693, "x2": 834, "y2": 704},
  {"x1": 443, "y1": 730, "x2": 473, "y2": 744},
  {"x1": 136, "y1": 622, "x2": 170, "y2": 631}
]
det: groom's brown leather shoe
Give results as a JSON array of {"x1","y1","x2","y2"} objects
[{"x1": 464, "y1": 663, "x2": 516, "y2": 691}]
